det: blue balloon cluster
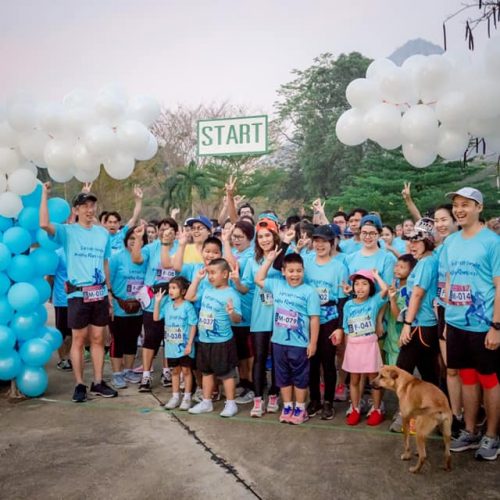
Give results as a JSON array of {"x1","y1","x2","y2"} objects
[{"x1": 0, "y1": 183, "x2": 68, "y2": 398}]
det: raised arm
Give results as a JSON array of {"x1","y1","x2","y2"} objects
[
  {"x1": 401, "y1": 182, "x2": 422, "y2": 222},
  {"x1": 126, "y1": 185, "x2": 143, "y2": 227},
  {"x1": 185, "y1": 267, "x2": 206, "y2": 302},
  {"x1": 131, "y1": 225, "x2": 145, "y2": 264},
  {"x1": 225, "y1": 175, "x2": 238, "y2": 224},
  {"x1": 39, "y1": 182, "x2": 56, "y2": 236},
  {"x1": 255, "y1": 246, "x2": 282, "y2": 289}
]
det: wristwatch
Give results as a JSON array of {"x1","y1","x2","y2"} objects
[
  {"x1": 491, "y1": 322, "x2": 500, "y2": 330},
  {"x1": 403, "y1": 320, "x2": 413, "y2": 326}
]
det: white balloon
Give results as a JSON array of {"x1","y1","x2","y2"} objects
[
  {"x1": 65, "y1": 106, "x2": 97, "y2": 136},
  {"x1": 7, "y1": 98, "x2": 37, "y2": 132},
  {"x1": 63, "y1": 88, "x2": 94, "y2": 109},
  {"x1": 0, "y1": 121, "x2": 18, "y2": 147},
  {"x1": 126, "y1": 95, "x2": 161, "y2": 126},
  {"x1": 335, "y1": 108, "x2": 367, "y2": 146},
  {"x1": 95, "y1": 85, "x2": 127, "y2": 125},
  {"x1": 345, "y1": 79, "x2": 381, "y2": 111},
  {"x1": 465, "y1": 78, "x2": 500, "y2": 120},
  {"x1": 47, "y1": 165, "x2": 74, "y2": 183},
  {"x1": 378, "y1": 67, "x2": 417, "y2": 105},
  {"x1": 402, "y1": 142, "x2": 437, "y2": 168},
  {"x1": 18, "y1": 160, "x2": 38, "y2": 175},
  {"x1": 0, "y1": 191, "x2": 23, "y2": 217},
  {"x1": 468, "y1": 116, "x2": 498, "y2": 137},
  {"x1": 103, "y1": 154, "x2": 135, "y2": 180},
  {"x1": 363, "y1": 103, "x2": 401, "y2": 145},
  {"x1": 0, "y1": 148, "x2": 21, "y2": 174},
  {"x1": 437, "y1": 127, "x2": 470, "y2": 160},
  {"x1": 401, "y1": 54, "x2": 427, "y2": 77},
  {"x1": 135, "y1": 133, "x2": 158, "y2": 161},
  {"x1": 0, "y1": 173, "x2": 6, "y2": 193},
  {"x1": 376, "y1": 134, "x2": 402, "y2": 150},
  {"x1": 38, "y1": 102, "x2": 66, "y2": 135},
  {"x1": 7, "y1": 168, "x2": 37, "y2": 195},
  {"x1": 44, "y1": 139, "x2": 73, "y2": 170},
  {"x1": 72, "y1": 142, "x2": 101, "y2": 172},
  {"x1": 366, "y1": 58, "x2": 396, "y2": 80},
  {"x1": 84, "y1": 125, "x2": 116, "y2": 156},
  {"x1": 116, "y1": 120, "x2": 150, "y2": 156},
  {"x1": 18, "y1": 130, "x2": 49, "y2": 164},
  {"x1": 414, "y1": 55, "x2": 452, "y2": 103},
  {"x1": 400, "y1": 105, "x2": 438, "y2": 147},
  {"x1": 74, "y1": 166, "x2": 100, "y2": 183},
  {"x1": 434, "y1": 91, "x2": 468, "y2": 130}
]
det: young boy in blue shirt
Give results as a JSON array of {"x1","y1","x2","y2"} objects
[
  {"x1": 187, "y1": 258, "x2": 242, "y2": 418},
  {"x1": 256, "y1": 251, "x2": 321, "y2": 425}
]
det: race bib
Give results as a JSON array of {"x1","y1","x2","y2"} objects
[
  {"x1": 437, "y1": 281, "x2": 447, "y2": 301},
  {"x1": 82, "y1": 284, "x2": 106, "y2": 303},
  {"x1": 275, "y1": 308, "x2": 298, "y2": 330},
  {"x1": 316, "y1": 287, "x2": 329, "y2": 305},
  {"x1": 347, "y1": 314, "x2": 374, "y2": 337},
  {"x1": 135, "y1": 285, "x2": 153, "y2": 309},
  {"x1": 156, "y1": 268, "x2": 176, "y2": 282},
  {"x1": 165, "y1": 326, "x2": 183, "y2": 344},
  {"x1": 126, "y1": 279, "x2": 144, "y2": 297},
  {"x1": 199, "y1": 310, "x2": 215, "y2": 330},
  {"x1": 260, "y1": 291, "x2": 273, "y2": 306},
  {"x1": 449, "y1": 284, "x2": 472, "y2": 306}
]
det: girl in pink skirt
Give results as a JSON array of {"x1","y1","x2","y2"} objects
[{"x1": 331, "y1": 269, "x2": 388, "y2": 426}]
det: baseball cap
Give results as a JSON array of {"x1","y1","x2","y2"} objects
[
  {"x1": 72, "y1": 192, "x2": 97, "y2": 207},
  {"x1": 256, "y1": 217, "x2": 279, "y2": 234},
  {"x1": 312, "y1": 224, "x2": 340, "y2": 241},
  {"x1": 406, "y1": 217, "x2": 435, "y2": 242},
  {"x1": 349, "y1": 269, "x2": 375, "y2": 284},
  {"x1": 186, "y1": 215, "x2": 212, "y2": 231},
  {"x1": 360, "y1": 214, "x2": 382, "y2": 230},
  {"x1": 446, "y1": 187, "x2": 483, "y2": 204}
]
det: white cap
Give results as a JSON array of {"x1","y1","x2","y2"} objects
[{"x1": 446, "y1": 187, "x2": 483, "y2": 204}]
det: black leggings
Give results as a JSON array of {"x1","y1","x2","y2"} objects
[
  {"x1": 110, "y1": 315, "x2": 143, "y2": 358},
  {"x1": 309, "y1": 318, "x2": 338, "y2": 403},
  {"x1": 251, "y1": 332, "x2": 278, "y2": 398},
  {"x1": 396, "y1": 325, "x2": 440, "y2": 386}
]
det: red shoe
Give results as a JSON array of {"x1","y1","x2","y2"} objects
[
  {"x1": 366, "y1": 407, "x2": 384, "y2": 426},
  {"x1": 346, "y1": 405, "x2": 361, "y2": 426}
]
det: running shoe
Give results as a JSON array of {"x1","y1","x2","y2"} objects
[
  {"x1": 179, "y1": 397, "x2": 192, "y2": 411},
  {"x1": 164, "y1": 395, "x2": 180, "y2": 410},
  {"x1": 475, "y1": 435, "x2": 500, "y2": 461},
  {"x1": 220, "y1": 401, "x2": 238, "y2": 418},
  {"x1": 289, "y1": 406, "x2": 309, "y2": 425},
  {"x1": 279, "y1": 405, "x2": 294, "y2": 423},
  {"x1": 267, "y1": 394, "x2": 279, "y2": 413},
  {"x1": 123, "y1": 369, "x2": 142, "y2": 384},
  {"x1": 320, "y1": 401, "x2": 335, "y2": 420},
  {"x1": 193, "y1": 387, "x2": 203, "y2": 403},
  {"x1": 188, "y1": 400, "x2": 214, "y2": 414},
  {"x1": 389, "y1": 413, "x2": 403, "y2": 433},
  {"x1": 161, "y1": 371, "x2": 172, "y2": 387},
  {"x1": 451, "y1": 429, "x2": 482, "y2": 452},
  {"x1": 72, "y1": 384, "x2": 87, "y2": 403},
  {"x1": 306, "y1": 400, "x2": 322, "y2": 417},
  {"x1": 235, "y1": 389, "x2": 255, "y2": 405},
  {"x1": 90, "y1": 381, "x2": 118, "y2": 398},
  {"x1": 111, "y1": 372, "x2": 128, "y2": 389},
  {"x1": 138, "y1": 376, "x2": 152, "y2": 393},
  {"x1": 346, "y1": 404, "x2": 361, "y2": 426},
  {"x1": 250, "y1": 397, "x2": 265, "y2": 418},
  {"x1": 57, "y1": 359, "x2": 72, "y2": 371},
  {"x1": 366, "y1": 407, "x2": 384, "y2": 426},
  {"x1": 334, "y1": 383, "x2": 348, "y2": 402}
]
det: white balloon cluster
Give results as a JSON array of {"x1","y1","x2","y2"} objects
[
  {"x1": 0, "y1": 85, "x2": 160, "y2": 217},
  {"x1": 336, "y1": 36, "x2": 500, "y2": 168}
]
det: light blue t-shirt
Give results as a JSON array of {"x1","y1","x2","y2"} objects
[
  {"x1": 442, "y1": 228, "x2": 500, "y2": 332},
  {"x1": 263, "y1": 278, "x2": 321, "y2": 348},
  {"x1": 242, "y1": 258, "x2": 283, "y2": 333},
  {"x1": 198, "y1": 286, "x2": 241, "y2": 344},
  {"x1": 392, "y1": 237, "x2": 407, "y2": 254},
  {"x1": 109, "y1": 249, "x2": 147, "y2": 317},
  {"x1": 434, "y1": 244, "x2": 447, "y2": 307},
  {"x1": 182, "y1": 262, "x2": 212, "y2": 313},
  {"x1": 346, "y1": 248, "x2": 396, "y2": 288},
  {"x1": 304, "y1": 257, "x2": 348, "y2": 324},
  {"x1": 339, "y1": 238, "x2": 363, "y2": 254},
  {"x1": 109, "y1": 225, "x2": 129, "y2": 255},
  {"x1": 406, "y1": 254, "x2": 438, "y2": 327},
  {"x1": 160, "y1": 300, "x2": 198, "y2": 358},
  {"x1": 53, "y1": 223, "x2": 111, "y2": 299},
  {"x1": 229, "y1": 246, "x2": 255, "y2": 326},
  {"x1": 52, "y1": 247, "x2": 68, "y2": 307},
  {"x1": 342, "y1": 293, "x2": 386, "y2": 337}
]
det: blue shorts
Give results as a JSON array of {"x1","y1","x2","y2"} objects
[{"x1": 272, "y1": 343, "x2": 309, "y2": 389}]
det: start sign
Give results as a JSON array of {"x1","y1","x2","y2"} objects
[{"x1": 197, "y1": 115, "x2": 268, "y2": 157}]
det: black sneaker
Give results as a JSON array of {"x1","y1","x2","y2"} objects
[
  {"x1": 321, "y1": 401, "x2": 335, "y2": 420},
  {"x1": 90, "y1": 380, "x2": 118, "y2": 398},
  {"x1": 452, "y1": 414, "x2": 465, "y2": 439},
  {"x1": 72, "y1": 384, "x2": 87, "y2": 403},
  {"x1": 57, "y1": 359, "x2": 73, "y2": 371},
  {"x1": 138, "y1": 376, "x2": 152, "y2": 393},
  {"x1": 306, "y1": 400, "x2": 323, "y2": 418},
  {"x1": 161, "y1": 372, "x2": 172, "y2": 388}
]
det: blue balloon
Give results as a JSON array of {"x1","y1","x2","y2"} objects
[
  {"x1": 39, "y1": 326, "x2": 63, "y2": 350},
  {"x1": 0, "y1": 272, "x2": 11, "y2": 295},
  {"x1": 7, "y1": 282, "x2": 40, "y2": 313},
  {"x1": 18, "y1": 206, "x2": 40, "y2": 231},
  {"x1": 0, "y1": 242, "x2": 12, "y2": 272},
  {"x1": 0, "y1": 215, "x2": 14, "y2": 232},
  {"x1": 0, "y1": 350, "x2": 22, "y2": 380},
  {"x1": 0, "y1": 298, "x2": 14, "y2": 325},
  {"x1": 36, "y1": 228, "x2": 60, "y2": 250},
  {"x1": 16, "y1": 365, "x2": 48, "y2": 397},
  {"x1": 0, "y1": 230, "x2": 2, "y2": 242},
  {"x1": 31, "y1": 277, "x2": 51, "y2": 303},
  {"x1": 20, "y1": 338, "x2": 53, "y2": 367},
  {"x1": 7, "y1": 255, "x2": 35, "y2": 283},
  {"x1": 10, "y1": 313, "x2": 41, "y2": 342},
  {"x1": 2, "y1": 227, "x2": 31, "y2": 255},
  {"x1": 30, "y1": 248, "x2": 58, "y2": 276},
  {"x1": 33, "y1": 304, "x2": 48, "y2": 325},
  {"x1": 0, "y1": 325, "x2": 16, "y2": 353},
  {"x1": 21, "y1": 182, "x2": 42, "y2": 207},
  {"x1": 48, "y1": 198, "x2": 71, "y2": 224}
]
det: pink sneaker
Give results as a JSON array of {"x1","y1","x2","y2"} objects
[
  {"x1": 250, "y1": 397, "x2": 265, "y2": 418},
  {"x1": 267, "y1": 394, "x2": 279, "y2": 413},
  {"x1": 279, "y1": 405, "x2": 294, "y2": 423},
  {"x1": 334, "y1": 383, "x2": 348, "y2": 402},
  {"x1": 289, "y1": 406, "x2": 309, "y2": 425}
]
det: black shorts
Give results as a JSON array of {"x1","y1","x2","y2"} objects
[
  {"x1": 142, "y1": 311, "x2": 164, "y2": 353},
  {"x1": 232, "y1": 326, "x2": 253, "y2": 361},
  {"x1": 54, "y1": 306, "x2": 72, "y2": 338},
  {"x1": 196, "y1": 338, "x2": 238, "y2": 379},
  {"x1": 167, "y1": 356, "x2": 194, "y2": 368},
  {"x1": 437, "y1": 304, "x2": 446, "y2": 341},
  {"x1": 446, "y1": 323, "x2": 500, "y2": 375},
  {"x1": 110, "y1": 315, "x2": 143, "y2": 358},
  {"x1": 67, "y1": 297, "x2": 110, "y2": 330}
]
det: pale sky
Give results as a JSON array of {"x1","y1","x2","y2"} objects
[{"x1": 0, "y1": 0, "x2": 480, "y2": 115}]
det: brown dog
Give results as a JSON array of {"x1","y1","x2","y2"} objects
[{"x1": 372, "y1": 365, "x2": 452, "y2": 473}]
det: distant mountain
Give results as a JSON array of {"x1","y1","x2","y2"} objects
[{"x1": 388, "y1": 38, "x2": 444, "y2": 65}]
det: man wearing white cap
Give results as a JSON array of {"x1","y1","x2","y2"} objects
[{"x1": 442, "y1": 187, "x2": 500, "y2": 461}]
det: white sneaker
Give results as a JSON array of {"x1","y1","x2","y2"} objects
[
  {"x1": 267, "y1": 394, "x2": 280, "y2": 413},
  {"x1": 250, "y1": 397, "x2": 265, "y2": 418},
  {"x1": 188, "y1": 400, "x2": 214, "y2": 414},
  {"x1": 193, "y1": 387, "x2": 203, "y2": 403},
  {"x1": 220, "y1": 401, "x2": 238, "y2": 418},
  {"x1": 179, "y1": 397, "x2": 192, "y2": 411},
  {"x1": 164, "y1": 395, "x2": 180, "y2": 410}
]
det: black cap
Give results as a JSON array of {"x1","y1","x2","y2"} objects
[
  {"x1": 312, "y1": 224, "x2": 339, "y2": 241},
  {"x1": 72, "y1": 192, "x2": 98, "y2": 207}
]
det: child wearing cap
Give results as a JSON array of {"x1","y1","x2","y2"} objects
[{"x1": 331, "y1": 269, "x2": 388, "y2": 426}]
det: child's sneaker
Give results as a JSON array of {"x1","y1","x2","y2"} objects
[
  {"x1": 289, "y1": 406, "x2": 309, "y2": 425},
  {"x1": 161, "y1": 371, "x2": 172, "y2": 387},
  {"x1": 164, "y1": 395, "x2": 180, "y2": 410},
  {"x1": 188, "y1": 399, "x2": 213, "y2": 414},
  {"x1": 267, "y1": 394, "x2": 279, "y2": 413},
  {"x1": 334, "y1": 383, "x2": 348, "y2": 401},
  {"x1": 220, "y1": 401, "x2": 238, "y2": 418},
  {"x1": 346, "y1": 404, "x2": 361, "y2": 426},
  {"x1": 366, "y1": 407, "x2": 384, "y2": 426},
  {"x1": 279, "y1": 405, "x2": 294, "y2": 423},
  {"x1": 475, "y1": 435, "x2": 500, "y2": 461},
  {"x1": 179, "y1": 397, "x2": 192, "y2": 411},
  {"x1": 250, "y1": 397, "x2": 265, "y2": 418}
]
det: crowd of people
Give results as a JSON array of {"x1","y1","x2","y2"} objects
[{"x1": 38, "y1": 179, "x2": 500, "y2": 462}]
